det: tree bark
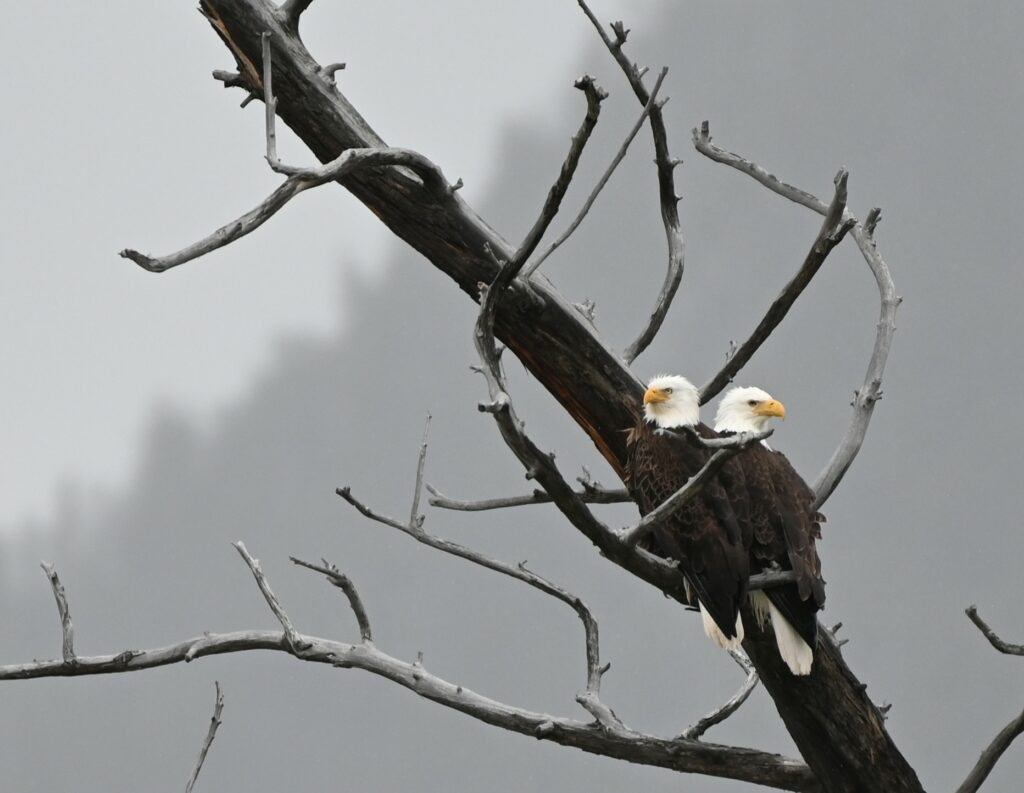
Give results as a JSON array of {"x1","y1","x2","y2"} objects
[{"x1": 197, "y1": 3, "x2": 925, "y2": 790}]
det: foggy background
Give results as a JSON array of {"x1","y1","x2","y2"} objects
[{"x1": 3, "y1": 2, "x2": 1023, "y2": 791}]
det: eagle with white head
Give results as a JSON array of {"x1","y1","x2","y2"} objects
[
  {"x1": 626, "y1": 375, "x2": 751, "y2": 650},
  {"x1": 715, "y1": 386, "x2": 826, "y2": 675}
]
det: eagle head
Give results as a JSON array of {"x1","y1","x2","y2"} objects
[
  {"x1": 714, "y1": 386, "x2": 786, "y2": 433},
  {"x1": 643, "y1": 374, "x2": 700, "y2": 428}
]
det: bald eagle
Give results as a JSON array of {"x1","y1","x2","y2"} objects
[
  {"x1": 714, "y1": 386, "x2": 826, "y2": 675},
  {"x1": 625, "y1": 375, "x2": 750, "y2": 650}
]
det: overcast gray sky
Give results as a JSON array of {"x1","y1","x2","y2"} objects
[{"x1": 3, "y1": 2, "x2": 1024, "y2": 792}]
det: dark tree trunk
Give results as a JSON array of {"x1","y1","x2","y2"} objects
[{"x1": 197, "y1": 3, "x2": 925, "y2": 790}]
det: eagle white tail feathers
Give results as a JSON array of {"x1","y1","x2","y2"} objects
[
  {"x1": 750, "y1": 591, "x2": 814, "y2": 676},
  {"x1": 698, "y1": 601, "x2": 745, "y2": 650}
]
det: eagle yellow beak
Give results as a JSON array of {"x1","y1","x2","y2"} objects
[
  {"x1": 643, "y1": 387, "x2": 669, "y2": 405},
  {"x1": 754, "y1": 399, "x2": 786, "y2": 418}
]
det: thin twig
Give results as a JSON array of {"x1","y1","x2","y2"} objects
[
  {"x1": 522, "y1": 68, "x2": 667, "y2": 280},
  {"x1": 680, "y1": 650, "x2": 759, "y2": 740},
  {"x1": 966, "y1": 606, "x2": 1024, "y2": 656},
  {"x1": 40, "y1": 561, "x2": 75, "y2": 663},
  {"x1": 185, "y1": 681, "x2": 225, "y2": 793},
  {"x1": 748, "y1": 569, "x2": 798, "y2": 591},
  {"x1": 338, "y1": 436, "x2": 623, "y2": 731},
  {"x1": 575, "y1": 2, "x2": 685, "y2": 363},
  {"x1": 320, "y1": 62, "x2": 346, "y2": 87},
  {"x1": 513, "y1": 75, "x2": 607, "y2": 269},
  {"x1": 617, "y1": 435, "x2": 768, "y2": 548},
  {"x1": 426, "y1": 482, "x2": 630, "y2": 511},
  {"x1": 232, "y1": 541, "x2": 310, "y2": 653},
  {"x1": 262, "y1": 33, "x2": 279, "y2": 169},
  {"x1": 699, "y1": 159, "x2": 856, "y2": 403},
  {"x1": 409, "y1": 415, "x2": 432, "y2": 527},
  {"x1": 691, "y1": 122, "x2": 900, "y2": 509},
  {"x1": 290, "y1": 557, "x2": 373, "y2": 642},
  {"x1": 955, "y1": 707, "x2": 1024, "y2": 793},
  {"x1": 211, "y1": 69, "x2": 247, "y2": 89}
]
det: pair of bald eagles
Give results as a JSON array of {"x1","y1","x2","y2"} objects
[{"x1": 625, "y1": 375, "x2": 825, "y2": 675}]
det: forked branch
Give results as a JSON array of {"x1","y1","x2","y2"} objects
[
  {"x1": 121, "y1": 34, "x2": 459, "y2": 274},
  {"x1": 522, "y1": 68, "x2": 667, "y2": 281},
  {"x1": 681, "y1": 650, "x2": 759, "y2": 740},
  {"x1": 336, "y1": 425, "x2": 622, "y2": 729},
  {"x1": 955, "y1": 605, "x2": 1024, "y2": 792},
  {"x1": 692, "y1": 122, "x2": 900, "y2": 509},
  {"x1": 575, "y1": 1, "x2": 685, "y2": 363},
  {"x1": 291, "y1": 557, "x2": 373, "y2": 642},
  {"x1": 699, "y1": 161, "x2": 856, "y2": 403}
]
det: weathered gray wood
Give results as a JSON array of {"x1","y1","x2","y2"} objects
[{"x1": 189, "y1": 3, "x2": 924, "y2": 790}]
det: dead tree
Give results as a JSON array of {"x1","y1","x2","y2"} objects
[{"x1": 2, "y1": 2, "x2": 1020, "y2": 791}]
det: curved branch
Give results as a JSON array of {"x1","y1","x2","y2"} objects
[
  {"x1": 337, "y1": 427, "x2": 621, "y2": 728},
  {"x1": 40, "y1": 561, "x2": 76, "y2": 664},
  {"x1": 291, "y1": 557, "x2": 373, "y2": 642},
  {"x1": 691, "y1": 122, "x2": 900, "y2": 509},
  {"x1": 522, "y1": 68, "x2": 667, "y2": 280},
  {"x1": 0, "y1": 626, "x2": 816, "y2": 791},
  {"x1": 513, "y1": 75, "x2": 607, "y2": 267},
  {"x1": 575, "y1": 1, "x2": 685, "y2": 363},
  {"x1": 955, "y1": 707, "x2": 1024, "y2": 793},
  {"x1": 185, "y1": 681, "x2": 225, "y2": 793},
  {"x1": 681, "y1": 650, "x2": 759, "y2": 740},
  {"x1": 966, "y1": 605, "x2": 1024, "y2": 656},
  {"x1": 119, "y1": 147, "x2": 459, "y2": 273}
]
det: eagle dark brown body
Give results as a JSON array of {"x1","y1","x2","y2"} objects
[
  {"x1": 625, "y1": 419, "x2": 751, "y2": 641},
  {"x1": 725, "y1": 434, "x2": 826, "y2": 649}
]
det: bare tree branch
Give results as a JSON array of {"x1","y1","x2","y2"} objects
[
  {"x1": 409, "y1": 415, "x2": 432, "y2": 528},
  {"x1": 0, "y1": 622, "x2": 816, "y2": 791},
  {"x1": 291, "y1": 557, "x2": 373, "y2": 642},
  {"x1": 681, "y1": 650, "x2": 759, "y2": 740},
  {"x1": 185, "y1": 681, "x2": 225, "y2": 793},
  {"x1": 426, "y1": 482, "x2": 630, "y2": 511},
  {"x1": 232, "y1": 541, "x2": 311, "y2": 653},
  {"x1": 575, "y1": 1, "x2": 686, "y2": 364},
  {"x1": 471, "y1": 248, "x2": 694, "y2": 605},
  {"x1": 955, "y1": 707, "x2": 1024, "y2": 793},
  {"x1": 692, "y1": 122, "x2": 900, "y2": 509},
  {"x1": 699, "y1": 160, "x2": 856, "y2": 403},
  {"x1": 337, "y1": 428, "x2": 625, "y2": 730},
  {"x1": 513, "y1": 75, "x2": 607, "y2": 269},
  {"x1": 966, "y1": 606, "x2": 1024, "y2": 656},
  {"x1": 522, "y1": 68, "x2": 667, "y2": 280},
  {"x1": 123, "y1": 37, "x2": 459, "y2": 274},
  {"x1": 119, "y1": 147, "x2": 458, "y2": 273},
  {"x1": 40, "y1": 561, "x2": 75, "y2": 664}
]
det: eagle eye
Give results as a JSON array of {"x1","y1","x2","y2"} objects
[
  {"x1": 664, "y1": 387, "x2": 673, "y2": 394},
  {"x1": 747, "y1": 399, "x2": 758, "y2": 406}
]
